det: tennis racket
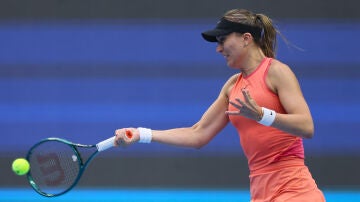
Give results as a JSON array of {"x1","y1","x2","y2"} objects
[{"x1": 26, "y1": 130, "x2": 132, "y2": 197}]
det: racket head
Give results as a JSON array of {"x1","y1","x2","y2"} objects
[{"x1": 26, "y1": 138, "x2": 83, "y2": 197}]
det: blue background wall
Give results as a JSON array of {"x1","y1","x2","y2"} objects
[{"x1": 1, "y1": 20, "x2": 359, "y2": 156}]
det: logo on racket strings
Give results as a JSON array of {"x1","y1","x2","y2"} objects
[{"x1": 36, "y1": 153, "x2": 65, "y2": 186}]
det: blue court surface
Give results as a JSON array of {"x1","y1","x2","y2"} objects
[{"x1": 1, "y1": 188, "x2": 360, "y2": 202}]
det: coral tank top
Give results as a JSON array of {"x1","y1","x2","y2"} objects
[{"x1": 228, "y1": 57, "x2": 304, "y2": 175}]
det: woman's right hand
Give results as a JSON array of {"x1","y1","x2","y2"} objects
[{"x1": 114, "y1": 128, "x2": 140, "y2": 147}]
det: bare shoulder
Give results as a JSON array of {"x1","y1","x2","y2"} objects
[
  {"x1": 268, "y1": 59, "x2": 294, "y2": 76},
  {"x1": 227, "y1": 73, "x2": 240, "y2": 85},
  {"x1": 267, "y1": 59, "x2": 299, "y2": 93},
  {"x1": 221, "y1": 73, "x2": 240, "y2": 98}
]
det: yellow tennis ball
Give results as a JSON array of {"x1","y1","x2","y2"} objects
[{"x1": 12, "y1": 158, "x2": 30, "y2": 176}]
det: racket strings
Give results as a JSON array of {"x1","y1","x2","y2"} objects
[{"x1": 28, "y1": 140, "x2": 81, "y2": 195}]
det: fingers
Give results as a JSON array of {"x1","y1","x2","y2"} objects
[
  {"x1": 240, "y1": 89, "x2": 258, "y2": 111},
  {"x1": 114, "y1": 128, "x2": 135, "y2": 147},
  {"x1": 227, "y1": 89, "x2": 262, "y2": 120},
  {"x1": 227, "y1": 99, "x2": 243, "y2": 116},
  {"x1": 242, "y1": 90, "x2": 262, "y2": 117},
  {"x1": 229, "y1": 100, "x2": 242, "y2": 109},
  {"x1": 242, "y1": 89, "x2": 252, "y2": 103},
  {"x1": 225, "y1": 110, "x2": 240, "y2": 115},
  {"x1": 242, "y1": 89, "x2": 257, "y2": 108},
  {"x1": 114, "y1": 128, "x2": 124, "y2": 147}
]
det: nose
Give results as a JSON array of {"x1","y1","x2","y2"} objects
[{"x1": 216, "y1": 44, "x2": 223, "y2": 53}]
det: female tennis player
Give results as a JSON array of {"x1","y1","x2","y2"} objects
[{"x1": 115, "y1": 8, "x2": 325, "y2": 202}]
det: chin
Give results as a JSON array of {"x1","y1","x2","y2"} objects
[
  {"x1": 227, "y1": 62, "x2": 237, "y2": 69},
  {"x1": 227, "y1": 60, "x2": 242, "y2": 70}
]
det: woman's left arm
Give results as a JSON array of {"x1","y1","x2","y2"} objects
[{"x1": 266, "y1": 60, "x2": 314, "y2": 138}]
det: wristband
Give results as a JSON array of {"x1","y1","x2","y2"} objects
[
  {"x1": 258, "y1": 107, "x2": 276, "y2": 126},
  {"x1": 137, "y1": 127, "x2": 152, "y2": 143}
]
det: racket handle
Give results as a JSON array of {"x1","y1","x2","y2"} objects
[
  {"x1": 96, "y1": 130, "x2": 133, "y2": 151},
  {"x1": 96, "y1": 136, "x2": 115, "y2": 152}
]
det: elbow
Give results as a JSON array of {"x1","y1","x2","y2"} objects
[
  {"x1": 193, "y1": 139, "x2": 208, "y2": 149},
  {"x1": 191, "y1": 133, "x2": 211, "y2": 149},
  {"x1": 302, "y1": 130, "x2": 314, "y2": 139},
  {"x1": 190, "y1": 124, "x2": 210, "y2": 149},
  {"x1": 288, "y1": 120, "x2": 314, "y2": 139},
  {"x1": 194, "y1": 144, "x2": 203, "y2": 150},
  {"x1": 302, "y1": 122, "x2": 314, "y2": 139}
]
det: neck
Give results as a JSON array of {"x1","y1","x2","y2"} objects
[{"x1": 240, "y1": 47, "x2": 266, "y2": 77}]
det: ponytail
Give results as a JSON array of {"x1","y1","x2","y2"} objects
[{"x1": 254, "y1": 14, "x2": 277, "y2": 58}]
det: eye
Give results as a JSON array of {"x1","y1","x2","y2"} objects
[{"x1": 216, "y1": 35, "x2": 227, "y2": 45}]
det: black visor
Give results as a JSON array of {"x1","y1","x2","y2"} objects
[{"x1": 201, "y1": 18, "x2": 262, "y2": 42}]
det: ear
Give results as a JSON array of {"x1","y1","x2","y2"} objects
[{"x1": 243, "y1": 33, "x2": 254, "y2": 45}]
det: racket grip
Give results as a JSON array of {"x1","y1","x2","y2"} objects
[{"x1": 96, "y1": 136, "x2": 115, "y2": 152}]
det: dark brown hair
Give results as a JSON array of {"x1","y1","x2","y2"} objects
[{"x1": 223, "y1": 9, "x2": 278, "y2": 58}]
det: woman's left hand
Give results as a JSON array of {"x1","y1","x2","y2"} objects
[{"x1": 225, "y1": 89, "x2": 263, "y2": 121}]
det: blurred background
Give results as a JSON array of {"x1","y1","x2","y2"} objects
[{"x1": 1, "y1": 0, "x2": 359, "y2": 194}]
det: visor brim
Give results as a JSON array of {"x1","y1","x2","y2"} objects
[{"x1": 201, "y1": 29, "x2": 232, "y2": 42}]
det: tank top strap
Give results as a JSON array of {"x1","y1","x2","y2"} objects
[{"x1": 257, "y1": 57, "x2": 272, "y2": 78}]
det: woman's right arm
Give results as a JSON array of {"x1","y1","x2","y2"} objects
[{"x1": 115, "y1": 74, "x2": 238, "y2": 149}]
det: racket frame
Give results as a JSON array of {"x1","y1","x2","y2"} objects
[{"x1": 26, "y1": 137, "x2": 101, "y2": 197}]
